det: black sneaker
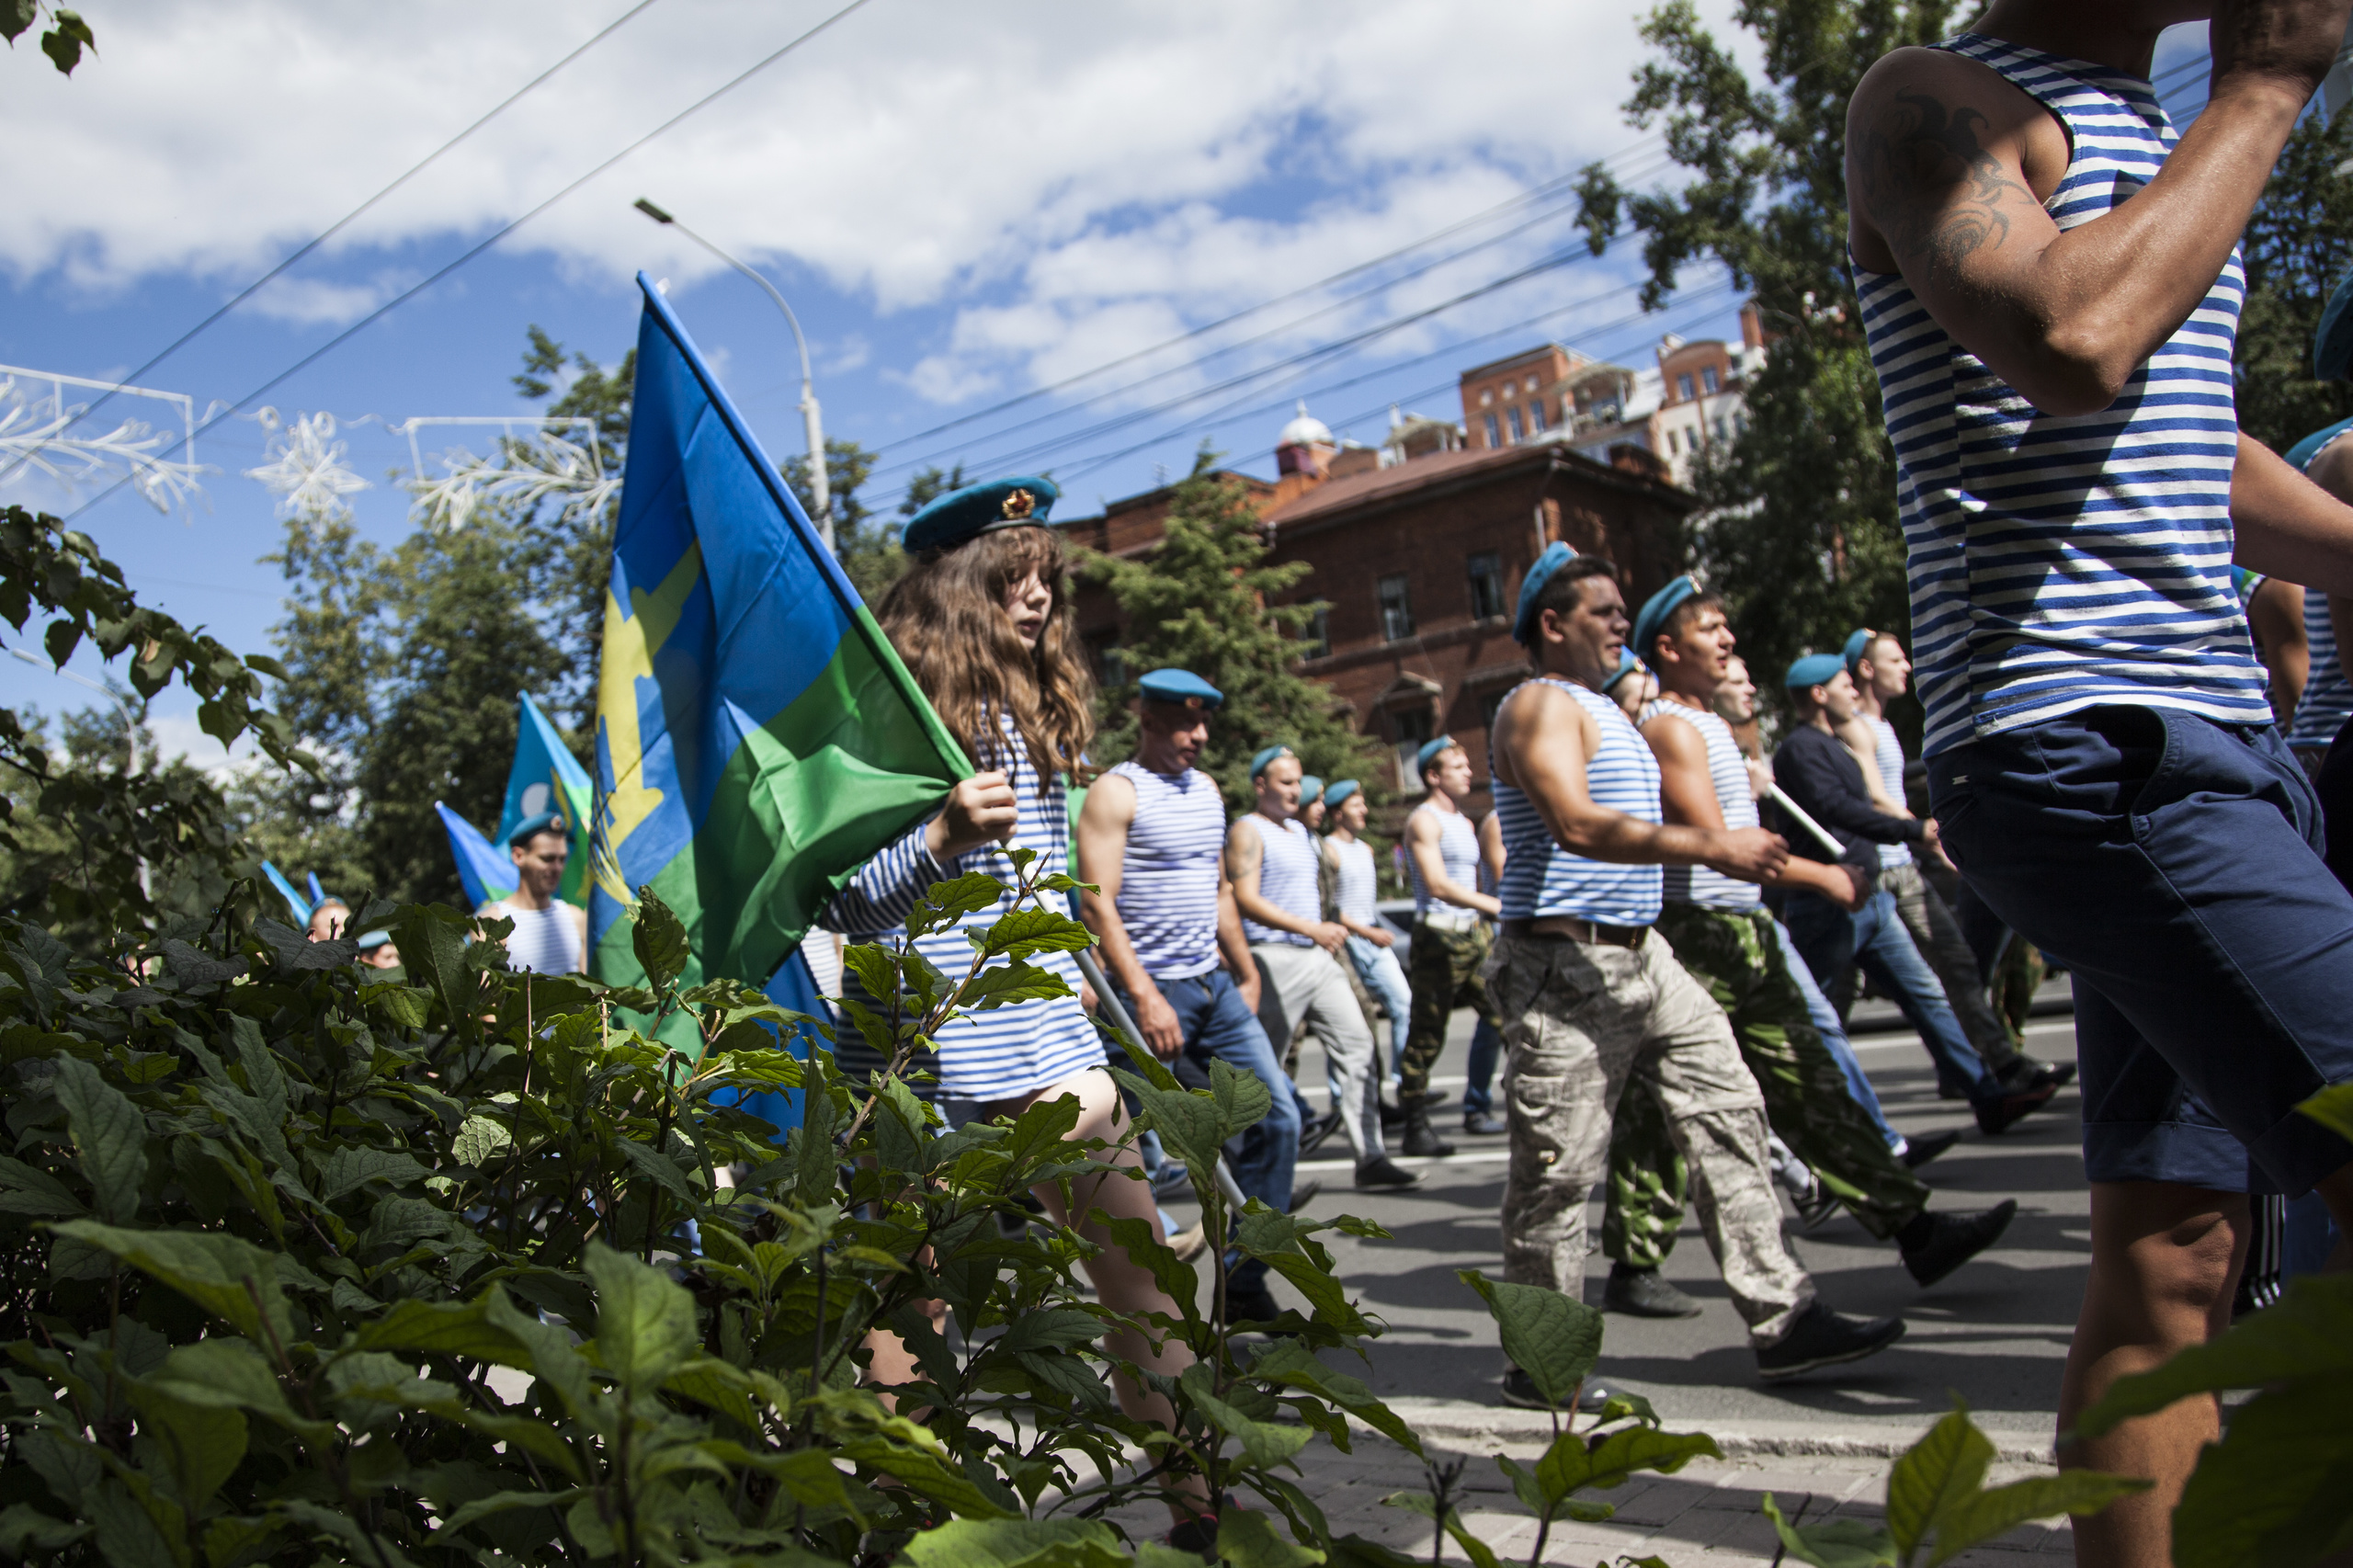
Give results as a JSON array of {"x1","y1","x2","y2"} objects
[
  {"x1": 1224, "y1": 1279, "x2": 1286, "y2": 1327},
  {"x1": 1461, "y1": 1108, "x2": 1506, "y2": 1135},
  {"x1": 1974, "y1": 1080, "x2": 2058, "y2": 1134},
  {"x1": 1354, "y1": 1155, "x2": 1422, "y2": 1190},
  {"x1": 1299, "y1": 1108, "x2": 1345, "y2": 1156},
  {"x1": 1500, "y1": 1367, "x2": 1621, "y2": 1413},
  {"x1": 1998, "y1": 1054, "x2": 2075, "y2": 1094},
  {"x1": 1754, "y1": 1301, "x2": 1906, "y2": 1381},
  {"x1": 1602, "y1": 1263, "x2": 1703, "y2": 1319},
  {"x1": 1165, "y1": 1511, "x2": 1219, "y2": 1558},
  {"x1": 1284, "y1": 1178, "x2": 1322, "y2": 1213},
  {"x1": 1898, "y1": 1199, "x2": 2018, "y2": 1287},
  {"x1": 1900, "y1": 1130, "x2": 1961, "y2": 1170}
]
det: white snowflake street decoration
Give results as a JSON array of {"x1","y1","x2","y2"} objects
[
  {"x1": 244, "y1": 410, "x2": 370, "y2": 518},
  {"x1": 401, "y1": 416, "x2": 618, "y2": 532},
  {"x1": 0, "y1": 367, "x2": 210, "y2": 516}
]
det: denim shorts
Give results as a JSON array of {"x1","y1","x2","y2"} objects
[{"x1": 1928, "y1": 705, "x2": 2353, "y2": 1196}]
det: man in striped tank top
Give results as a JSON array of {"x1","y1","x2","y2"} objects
[
  {"x1": 1841, "y1": 630, "x2": 2066, "y2": 1098},
  {"x1": 1848, "y1": 12, "x2": 2353, "y2": 1554},
  {"x1": 1488, "y1": 545, "x2": 1905, "y2": 1394},
  {"x1": 1600, "y1": 578, "x2": 2017, "y2": 1320},
  {"x1": 1075, "y1": 670, "x2": 1305, "y2": 1320},
  {"x1": 1400, "y1": 736, "x2": 1505, "y2": 1157},
  {"x1": 2279, "y1": 416, "x2": 2353, "y2": 771},
  {"x1": 1228, "y1": 746, "x2": 1420, "y2": 1193}
]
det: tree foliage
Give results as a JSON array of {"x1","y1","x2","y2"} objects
[
  {"x1": 2237, "y1": 106, "x2": 2353, "y2": 457},
  {"x1": 1, "y1": 2, "x2": 95, "y2": 75},
  {"x1": 1574, "y1": 0, "x2": 1961, "y2": 735},
  {"x1": 1076, "y1": 454, "x2": 1384, "y2": 808}
]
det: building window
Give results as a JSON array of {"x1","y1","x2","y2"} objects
[
  {"x1": 1677, "y1": 372, "x2": 1696, "y2": 402},
  {"x1": 1666, "y1": 428, "x2": 1680, "y2": 456},
  {"x1": 1714, "y1": 415, "x2": 1730, "y2": 442},
  {"x1": 1701, "y1": 364, "x2": 1721, "y2": 394},
  {"x1": 1483, "y1": 413, "x2": 1500, "y2": 448},
  {"x1": 1479, "y1": 387, "x2": 1494, "y2": 407},
  {"x1": 1468, "y1": 552, "x2": 1505, "y2": 620},
  {"x1": 1392, "y1": 706, "x2": 1435, "y2": 795},
  {"x1": 1377, "y1": 574, "x2": 1415, "y2": 642},
  {"x1": 1525, "y1": 375, "x2": 1539, "y2": 393},
  {"x1": 1506, "y1": 406, "x2": 1525, "y2": 442},
  {"x1": 1527, "y1": 399, "x2": 1547, "y2": 433},
  {"x1": 1304, "y1": 606, "x2": 1331, "y2": 659}
]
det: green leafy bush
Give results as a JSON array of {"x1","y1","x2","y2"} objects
[{"x1": 0, "y1": 843, "x2": 1425, "y2": 1565}]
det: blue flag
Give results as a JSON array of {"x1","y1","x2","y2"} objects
[
  {"x1": 436, "y1": 801, "x2": 518, "y2": 910},
  {"x1": 499, "y1": 692, "x2": 594, "y2": 906}
]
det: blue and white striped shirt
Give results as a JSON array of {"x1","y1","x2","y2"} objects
[
  {"x1": 1854, "y1": 35, "x2": 2268, "y2": 757},
  {"x1": 1240, "y1": 813, "x2": 1320, "y2": 948},
  {"x1": 1105, "y1": 759, "x2": 1224, "y2": 980},
  {"x1": 1643, "y1": 700, "x2": 1764, "y2": 911},
  {"x1": 822, "y1": 718, "x2": 1103, "y2": 1104},
  {"x1": 1407, "y1": 802, "x2": 1483, "y2": 915},
  {"x1": 1866, "y1": 717, "x2": 1915, "y2": 870},
  {"x1": 1494, "y1": 678, "x2": 1663, "y2": 926},
  {"x1": 2284, "y1": 419, "x2": 2353, "y2": 751}
]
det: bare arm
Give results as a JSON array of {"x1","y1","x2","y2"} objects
[
  {"x1": 1479, "y1": 810, "x2": 1506, "y2": 883},
  {"x1": 1847, "y1": 14, "x2": 2344, "y2": 416},
  {"x1": 1216, "y1": 881, "x2": 1260, "y2": 1012},
  {"x1": 2248, "y1": 576, "x2": 2311, "y2": 725},
  {"x1": 2233, "y1": 434, "x2": 2353, "y2": 600},
  {"x1": 1404, "y1": 807, "x2": 1502, "y2": 916},
  {"x1": 1834, "y1": 713, "x2": 1909, "y2": 816},
  {"x1": 1226, "y1": 817, "x2": 1347, "y2": 950},
  {"x1": 1648, "y1": 708, "x2": 1859, "y2": 903},
  {"x1": 1494, "y1": 681, "x2": 1789, "y2": 881}
]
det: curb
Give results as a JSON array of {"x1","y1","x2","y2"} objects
[{"x1": 1360, "y1": 1401, "x2": 2057, "y2": 1466}]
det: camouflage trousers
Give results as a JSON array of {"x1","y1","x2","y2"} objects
[
  {"x1": 1404, "y1": 920, "x2": 1500, "y2": 1096},
  {"x1": 1489, "y1": 928, "x2": 1812, "y2": 1346},
  {"x1": 1603, "y1": 904, "x2": 1931, "y2": 1269}
]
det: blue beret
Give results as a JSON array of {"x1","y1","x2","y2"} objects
[
  {"x1": 1415, "y1": 735, "x2": 1461, "y2": 775},
  {"x1": 1299, "y1": 775, "x2": 1324, "y2": 804},
  {"x1": 507, "y1": 810, "x2": 567, "y2": 846},
  {"x1": 901, "y1": 475, "x2": 1060, "y2": 554},
  {"x1": 1842, "y1": 628, "x2": 1875, "y2": 676},
  {"x1": 1250, "y1": 744, "x2": 1296, "y2": 779},
  {"x1": 1600, "y1": 650, "x2": 1643, "y2": 693},
  {"x1": 1324, "y1": 778, "x2": 1360, "y2": 808},
  {"x1": 2319, "y1": 270, "x2": 2353, "y2": 382},
  {"x1": 1785, "y1": 653, "x2": 1847, "y2": 690},
  {"x1": 1514, "y1": 541, "x2": 1575, "y2": 644},
  {"x1": 1138, "y1": 667, "x2": 1223, "y2": 710},
  {"x1": 354, "y1": 930, "x2": 392, "y2": 950},
  {"x1": 1630, "y1": 574, "x2": 1698, "y2": 667}
]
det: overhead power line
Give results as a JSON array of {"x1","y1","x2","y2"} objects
[{"x1": 65, "y1": 0, "x2": 881, "y2": 524}]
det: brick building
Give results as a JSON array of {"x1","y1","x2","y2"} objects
[{"x1": 1058, "y1": 403, "x2": 1695, "y2": 811}]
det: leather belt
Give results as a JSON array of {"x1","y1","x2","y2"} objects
[{"x1": 1501, "y1": 915, "x2": 1648, "y2": 949}]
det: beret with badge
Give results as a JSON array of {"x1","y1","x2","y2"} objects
[{"x1": 901, "y1": 475, "x2": 1061, "y2": 554}]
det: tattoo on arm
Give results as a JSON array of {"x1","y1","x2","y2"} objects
[{"x1": 1859, "y1": 90, "x2": 2033, "y2": 282}]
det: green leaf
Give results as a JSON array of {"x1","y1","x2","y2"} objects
[
  {"x1": 51, "y1": 1221, "x2": 294, "y2": 1349},
  {"x1": 1216, "y1": 1509, "x2": 1326, "y2": 1568},
  {"x1": 585, "y1": 1240, "x2": 698, "y2": 1392},
  {"x1": 1887, "y1": 1405, "x2": 1993, "y2": 1560},
  {"x1": 906, "y1": 873, "x2": 1009, "y2": 938},
  {"x1": 1209, "y1": 1056, "x2": 1274, "y2": 1142},
  {"x1": 2164, "y1": 1373, "x2": 2352, "y2": 1568},
  {"x1": 2076, "y1": 1273, "x2": 2353, "y2": 1437},
  {"x1": 318, "y1": 1146, "x2": 430, "y2": 1204},
  {"x1": 1540, "y1": 1424, "x2": 1720, "y2": 1498},
  {"x1": 0, "y1": 2, "x2": 40, "y2": 46},
  {"x1": 50, "y1": 1052, "x2": 147, "y2": 1223},
  {"x1": 998, "y1": 1307, "x2": 1103, "y2": 1353},
  {"x1": 0, "y1": 1504, "x2": 88, "y2": 1555},
  {"x1": 1184, "y1": 1365, "x2": 1312, "y2": 1469},
  {"x1": 147, "y1": 1337, "x2": 330, "y2": 1444},
  {"x1": 1252, "y1": 1341, "x2": 1421, "y2": 1455},
  {"x1": 1761, "y1": 1494, "x2": 1896, "y2": 1568},
  {"x1": 1381, "y1": 1492, "x2": 1497, "y2": 1568},
  {"x1": 1457, "y1": 1268, "x2": 1601, "y2": 1410},
  {"x1": 0, "y1": 1153, "x2": 85, "y2": 1217},
  {"x1": 1927, "y1": 1470, "x2": 2150, "y2": 1568},
  {"x1": 86, "y1": 1474, "x2": 184, "y2": 1568},
  {"x1": 353, "y1": 1294, "x2": 532, "y2": 1368},
  {"x1": 631, "y1": 887, "x2": 691, "y2": 992},
  {"x1": 957, "y1": 958, "x2": 1073, "y2": 1011},
  {"x1": 978, "y1": 905, "x2": 1096, "y2": 958},
  {"x1": 1120, "y1": 1071, "x2": 1225, "y2": 1179},
  {"x1": 897, "y1": 1517, "x2": 1128, "y2": 1568},
  {"x1": 124, "y1": 1381, "x2": 245, "y2": 1513},
  {"x1": 451, "y1": 1113, "x2": 514, "y2": 1169},
  {"x1": 2299, "y1": 1081, "x2": 2353, "y2": 1142}
]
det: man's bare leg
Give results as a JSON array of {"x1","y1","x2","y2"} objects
[{"x1": 2056, "y1": 1180, "x2": 2246, "y2": 1567}]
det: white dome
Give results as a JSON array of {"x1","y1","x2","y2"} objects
[{"x1": 1277, "y1": 400, "x2": 1333, "y2": 449}]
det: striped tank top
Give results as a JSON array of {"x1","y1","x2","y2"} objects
[
  {"x1": 1105, "y1": 759, "x2": 1224, "y2": 979},
  {"x1": 1407, "y1": 802, "x2": 1483, "y2": 915},
  {"x1": 1865, "y1": 717, "x2": 1915, "y2": 870},
  {"x1": 1330, "y1": 835, "x2": 1379, "y2": 926},
  {"x1": 1240, "y1": 813, "x2": 1320, "y2": 947},
  {"x1": 2283, "y1": 419, "x2": 2353, "y2": 751},
  {"x1": 823, "y1": 717, "x2": 1103, "y2": 1103},
  {"x1": 1493, "y1": 677, "x2": 1663, "y2": 926},
  {"x1": 504, "y1": 903, "x2": 584, "y2": 974},
  {"x1": 1853, "y1": 35, "x2": 2267, "y2": 757},
  {"x1": 1642, "y1": 700, "x2": 1763, "y2": 911}
]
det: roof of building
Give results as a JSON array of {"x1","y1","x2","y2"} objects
[
  {"x1": 1260, "y1": 436, "x2": 1688, "y2": 532},
  {"x1": 1277, "y1": 402, "x2": 1334, "y2": 449}
]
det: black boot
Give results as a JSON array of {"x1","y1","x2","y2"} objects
[
  {"x1": 1896, "y1": 1199, "x2": 2018, "y2": 1287},
  {"x1": 1603, "y1": 1263, "x2": 1703, "y2": 1318},
  {"x1": 1401, "y1": 1099, "x2": 1454, "y2": 1158}
]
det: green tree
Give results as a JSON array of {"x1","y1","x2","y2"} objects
[
  {"x1": 1077, "y1": 451, "x2": 1383, "y2": 808},
  {"x1": 1574, "y1": 0, "x2": 1960, "y2": 738},
  {"x1": 517, "y1": 325, "x2": 632, "y2": 736},
  {"x1": 2237, "y1": 106, "x2": 2353, "y2": 456},
  {"x1": 1, "y1": 2, "x2": 95, "y2": 74}
]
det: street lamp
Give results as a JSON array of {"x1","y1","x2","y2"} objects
[
  {"x1": 634, "y1": 197, "x2": 834, "y2": 550},
  {"x1": 6, "y1": 644, "x2": 150, "y2": 903}
]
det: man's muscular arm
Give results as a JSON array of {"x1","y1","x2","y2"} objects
[
  {"x1": 1075, "y1": 775, "x2": 1184, "y2": 1058},
  {"x1": 1646, "y1": 710, "x2": 1855, "y2": 903},
  {"x1": 1404, "y1": 808, "x2": 1503, "y2": 915},
  {"x1": 1847, "y1": 7, "x2": 2347, "y2": 416},
  {"x1": 2239, "y1": 433, "x2": 2353, "y2": 603}
]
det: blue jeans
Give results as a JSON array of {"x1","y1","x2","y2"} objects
[
  {"x1": 1784, "y1": 888, "x2": 1999, "y2": 1106},
  {"x1": 1932, "y1": 706, "x2": 2353, "y2": 1195},
  {"x1": 1772, "y1": 916, "x2": 1902, "y2": 1152},
  {"x1": 1129, "y1": 969, "x2": 1297, "y2": 1290},
  {"x1": 1344, "y1": 934, "x2": 1413, "y2": 1078}
]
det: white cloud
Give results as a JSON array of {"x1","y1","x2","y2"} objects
[
  {"x1": 6, "y1": 0, "x2": 1744, "y2": 404},
  {"x1": 147, "y1": 710, "x2": 256, "y2": 776}
]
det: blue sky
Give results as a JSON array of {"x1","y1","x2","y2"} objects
[{"x1": 0, "y1": 6, "x2": 2214, "y2": 764}]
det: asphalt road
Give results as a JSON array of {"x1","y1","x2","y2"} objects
[{"x1": 1173, "y1": 978, "x2": 2089, "y2": 1450}]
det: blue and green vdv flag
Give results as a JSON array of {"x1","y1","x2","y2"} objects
[
  {"x1": 498, "y1": 691, "x2": 594, "y2": 907},
  {"x1": 590, "y1": 272, "x2": 971, "y2": 1019}
]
